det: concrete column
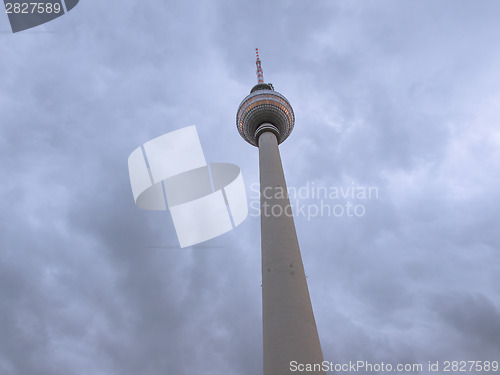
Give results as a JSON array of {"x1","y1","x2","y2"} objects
[{"x1": 258, "y1": 130, "x2": 325, "y2": 375}]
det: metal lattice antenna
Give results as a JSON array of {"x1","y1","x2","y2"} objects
[{"x1": 256, "y1": 48, "x2": 264, "y2": 84}]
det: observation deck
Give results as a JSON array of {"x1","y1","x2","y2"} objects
[{"x1": 236, "y1": 83, "x2": 295, "y2": 147}]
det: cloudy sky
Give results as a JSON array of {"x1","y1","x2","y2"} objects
[{"x1": 1, "y1": 1, "x2": 499, "y2": 374}]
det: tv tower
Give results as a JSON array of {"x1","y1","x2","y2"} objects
[{"x1": 236, "y1": 49, "x2": 325, "y2": 374}]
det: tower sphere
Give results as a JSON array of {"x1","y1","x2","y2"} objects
[{"x1": 236, "y1": 83, "x2": 295, "y2": 147}]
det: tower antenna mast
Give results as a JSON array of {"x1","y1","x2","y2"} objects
[{"x1": 256, "y1": 48, "x2": 264, "y2": 84}]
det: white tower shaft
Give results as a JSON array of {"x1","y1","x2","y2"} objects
[{"x1": 258, "y1": 130, "x2": 325, "y2": 375}]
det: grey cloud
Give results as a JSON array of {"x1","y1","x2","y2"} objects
[{"x1": 432, "y1": 292, "x2": 500, "y2": 356}]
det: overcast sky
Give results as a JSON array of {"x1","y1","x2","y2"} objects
[{"x1": 1, "y1": 1, "x2": 499, "y2": 374}]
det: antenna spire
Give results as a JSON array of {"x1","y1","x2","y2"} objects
[{"x1": 256, "y1": 48, "x2": 264, "y2": 84}]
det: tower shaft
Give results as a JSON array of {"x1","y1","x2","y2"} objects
[{"x1": 258, "y1": 129, "x2": 325, "y2": 375}]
